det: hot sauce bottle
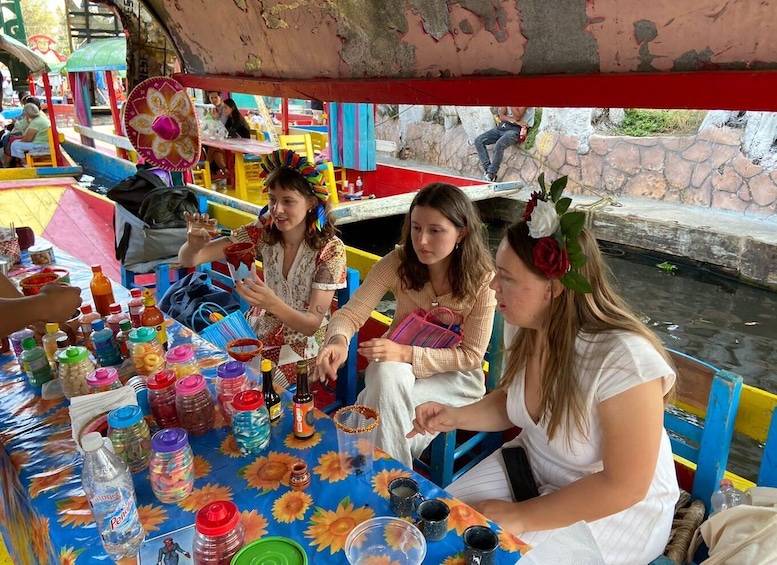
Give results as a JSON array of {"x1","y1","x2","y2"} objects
[
  {"x1": 140, "y1": 289, "x2": 168, "y2": 350},
  {"x1": 261, "y1": 359, "x2": 282, "y2": 422},
  {"x1": 292, "y1": 360, "x2": 314, "y2": 439}
]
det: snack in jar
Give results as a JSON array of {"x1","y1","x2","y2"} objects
[
  {"x1": 215, "y1": 360, "x2": 249, "y2": 425},
  {"x1": 128, "y1": 326, "x2": 165, "y2": 376},
  {"x1": 56, "y1": 346, "x2": 96, "y2": 398},
  {"x1": 165, "y1": 345, "x2": 200, "y2": 379},
  {"x1": 86, "y1": 367, "x2": 122, "y2": 394},
  {"x1": 107, "y1": 405, "x2": 151, "y2": 474},
  {"x1": 175, "y1": 374, "x2": 216, "y2": 437},
  {"x1": 147, "y1": 369, "x2": 180, "y2": 428},
  {"x1": 149, "y1": 427, "x2": 194, "y2": 503},
  {"x1": 192, "y1": 501, "x2": 245, "y2": 565}
]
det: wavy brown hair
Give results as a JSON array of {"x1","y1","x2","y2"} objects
[
  {"x1": 499, "y1": 221, "x2": 674, "y2": 443},
  {"x1": 397, "y1": 183, "x2": 494, "y2": 303},
  {"x1": 261, "y1": 166, "x2": 337, "y2": 250}
]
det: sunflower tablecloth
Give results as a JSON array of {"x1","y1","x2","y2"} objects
[{"x1": 0, "y1": 246, "x2": 528, "y2": 565}]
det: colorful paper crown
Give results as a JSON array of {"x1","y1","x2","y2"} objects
[
  {"x1": 123, "y1": 76, "x2": 201, "y2": 171},
  {"x1": 258, "y1": 149, "x2": 329, "y2": 232},
  {"x1": 523, "y1": 174, "x2": 592, "y2": 294}
]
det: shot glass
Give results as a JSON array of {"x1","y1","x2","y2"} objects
[
  {"x1": 463, "y1": 525, "x2": 499, "y2": 565},
  {"x1": 388, "y1": 477, "x2": 424, "y2": 518},
  {"x1": 416, "y1": 499, "x2": 450, "y2": 542},
  {"x1": 333, "y1": 405, "x2": 380, "y2": 476}
]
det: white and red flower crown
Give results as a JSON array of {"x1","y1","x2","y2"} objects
[{"x1": 523, "y1": 174, "x2": 592, "y2": 293}]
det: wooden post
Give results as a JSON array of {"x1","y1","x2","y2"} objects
[
  {"x1": 105, "y1": 70, "x2": 128, "y2": 160},
  {"x1": 41, "y1": 72, "x2": 63, "y2": 167}
]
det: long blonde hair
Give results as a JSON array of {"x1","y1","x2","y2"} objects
[{"x1": 499, "y1": 221, "x2": 673, "y2": 442}]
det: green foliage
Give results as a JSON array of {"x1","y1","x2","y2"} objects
[
  {"x1": 560, "y1": 271, "x2": 593, "y2": 294},
  {"x1": 20, "y1": 0, "x2": 70, "y2": 56},
  {"x1": 524, "y1": 108, "x2": 543, "y2": 149},
  {"x1": 657, "y1": 261, "x2": 678, "y2": 274},
  {"x1": 616, "y1": 109, "x2": 705, "y2": 137}
]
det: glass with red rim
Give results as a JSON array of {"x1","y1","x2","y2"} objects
[
  {"x1": 223, "y1": 241, "x2": 257, "y2": 282},
  {"x1": 226, "y1": 338, "x2": 263, "y2": 364}
]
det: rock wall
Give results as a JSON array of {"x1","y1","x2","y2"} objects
[{"x1": 376, "y1": 119, "x2": 777, "y2": 221}]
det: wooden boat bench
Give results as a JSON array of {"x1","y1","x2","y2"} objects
[{"x1": 23, "y1": 128, "x2": 57, "y2": 168}]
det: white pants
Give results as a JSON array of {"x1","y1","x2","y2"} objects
[
  {"x1": 356, "y1": 360, "x2": 485, "y2": 467},
  {"x1": 11, "y1": 141, "x2": 48, "y2": 159}
]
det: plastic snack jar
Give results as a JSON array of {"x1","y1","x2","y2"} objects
[
  {"x1": 56, "y1": 345, "x2": 95, "y2": 398},
  {"x1": 192, "y1": 501, "x2": 245, "y2": 565},
  {"x1": 86, "y1": 367, "x2": 122, "y2": 394},
  {"x1": 107, "y1": 405, "x2": 152, "y2": 474},
  {"x1": 149, "y1": 427, "x2": 194, "y2": 504},
  {"x1": 215, "y1": 360, "x2": 249, "y2": 425},
  {"x1": 147, "y1": 369, "x2": 181, "y2": 428},
  {"x1": 231, "y1": 390, "x2": 271, "y2": 455},
  {"x1": 175, "y1": 374, "x2": 216, "y2": 437},
  {"x1": 128, "y1": 326, "x2": 165, "y2": 376},
  {"x1": 165, "y1": 345, "x2": 200, "y2": 379}
]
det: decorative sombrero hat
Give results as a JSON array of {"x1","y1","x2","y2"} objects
[{"x1": 123, "y1": 76, "x2": 201, "y2": 171}]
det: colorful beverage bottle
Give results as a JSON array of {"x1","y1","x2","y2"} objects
[
  {"x1": 89, "y1": 265, "x2": 115, "y2": 317},
  {"x1": 127, "y1": 288, "x2": 144, "y2": 328},
  {"x1": 261, "y1": 359, "x2": 282, "y2": 422},
  {"x1": 140, "y1": 289, "x2": 167, "y2": 350},
  {"x1": 292, "y1": 360, "x2": 314, "y2": 439}
]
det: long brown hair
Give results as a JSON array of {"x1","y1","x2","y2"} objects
[
  {"x1": 261, "y1": 167, "x2": 337, "y2": 249},
  {"x1": 500, "y1": 221, "x2": 674, "y2": 442},
  {"x1": 397, "y1": 183, "x2": 493, "y2": 303}
]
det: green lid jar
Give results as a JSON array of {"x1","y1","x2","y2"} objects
[
  {"x1": 231, "y1": 537, "x2": 308, "y2": 565},
  {"x1": 56, "y1": 346, "x2": 94, "y2": 398}
]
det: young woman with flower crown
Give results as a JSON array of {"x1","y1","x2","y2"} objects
[
  {"x1": 178, "y1": 149, "x2": 347, "y2": 385},
  {"x1": 315, "y1": 183, "x2": 496, "y2": 467},
  {"x1": 408, "y1": 176, "x2": 680, "y2": 565}
]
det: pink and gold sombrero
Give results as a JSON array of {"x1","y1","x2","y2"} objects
[{"x1": 123, "y1": 76, "x2": 201, "y2": 171}]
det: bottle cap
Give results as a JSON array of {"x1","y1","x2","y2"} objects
[
  {"x1": 81, "y1": 431, "x2": 104, "y2": 452},
  {"x1": 80, "y1": 304, "x2": 93, "y2": 315},
  {"x1": 10, "y1": 328, "x2": 34, "y2": 341},
  {"x1": 217, "y1": 360, "x2": 245, "y2": 380},
  {"x1": 147, "y1": 369, "x2": 177, "y2": 390},
  {"x1": 261, "y1": 359, "x2": 272, "y2": 372},
  {"x1": 142, "y1": 289, "x2": 156, "y2": 306},
  {"x1": 232, "y1": 390, "x2": 265, "y2": 411},
  {"x1": 231, "y1": 538, "x2": 307, "y2": 565},
  {"x1": 86, "y1": 367, "x2": 119, "y2": 388},
  {"x1": 166, "y1": 345, "x2": 195, "y2": 364},
  {"x1": 119, "y1": 319, "x2": 133, "y2": 331},
  {"x1": 56, "y1": 335, "x2": 70, "y2": 348},
  {"x1": 130, "y1": 288, "x2": 142, "y2": 298},
  {"x1": 91, "y1": 319, "x2": 105, "y2": 332},
  {"x1": 296, "y1": 360, "x2": 307, "y2": 373},
  {"x1": 175, "y1": 374, "x2": 206, "y2": 396},
  {"x1": 108, "y1": 405, "x2": 143, "y2": 429},
  {"x1": 109, "y1": 303, "x2": 122, "y2": 314},
  {"x1": 21, "y1": 336, "x2": 37, "y2": 350},
  {"x1": 195, "y1": 501, "x2": 240, "y2": 536},
  {"x1": 57, "y1": 345, "x2": 89, "y2": 364},
  {"x1": 128, "y1": 326, "x2": 157, "y2": 343},
  {"x1": 45, "y1": 322, "x2": 60, "y2": 334},
  {"x1": 719, "y1": 479, "x2": 734, "y2": 488},
  {"x1": 91, "y1": 265, "x2": 102, "y2": 273},
  {"x1": 151, "y1": 427, "x2": 189, "y2": 453}
]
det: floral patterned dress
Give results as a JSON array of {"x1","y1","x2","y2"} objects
[{"x1": 231, "y1": 223, "x2": 347, "y2": 384}]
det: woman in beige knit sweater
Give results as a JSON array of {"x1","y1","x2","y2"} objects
[{"x1": 316, "y1": 183, "x2": 496, "y2": 466}]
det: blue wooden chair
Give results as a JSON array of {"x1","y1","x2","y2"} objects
[
  {"x1": 414, "y1": 311, "x2": 506, "y2": 488},
  {"x1": 664, "y1": 349, "x2": 743, "y2": 515},
  {"x1": 758, "y1": 408, "x2": 777, "y2": 487}
]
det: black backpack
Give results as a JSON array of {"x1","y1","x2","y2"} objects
[{"x1": 138, "y1": 186, "x2": 199, "y2": 229}]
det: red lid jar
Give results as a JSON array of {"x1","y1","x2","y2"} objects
[
  {"x1": 147, "y1": 369, "x2": 180, "y2": 428},
  {"x1": 192, "y1": 501, "x2": 245, "y2": 565}
]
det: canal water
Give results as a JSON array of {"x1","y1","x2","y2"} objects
[{"x1": 340, "y1": 215, "x2": 777, "y2": 482}]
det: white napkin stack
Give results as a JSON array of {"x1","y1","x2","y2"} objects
[{"x1": 69, "y1": 387, "x2": 138, "y2": 452}]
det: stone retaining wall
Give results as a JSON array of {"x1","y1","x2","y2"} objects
[{"x1": 377, "y1": 119, "x2": 777, "y2": 222}]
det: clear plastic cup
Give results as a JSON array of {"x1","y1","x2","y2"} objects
[
  {"x1": 345, "y1": 517, "x2": 426, "y2": 565},
  {"x1": 333, "y1": 405, "x2": 380, "y2": 477}
]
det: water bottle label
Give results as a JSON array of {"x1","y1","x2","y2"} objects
[{"x1": 90, "y1": 491, "x2": 141, "y2": 537}]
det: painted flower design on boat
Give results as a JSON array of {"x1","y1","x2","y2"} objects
[{"x1": 305, "y1": 497, "x2": 374, "y2": 554}]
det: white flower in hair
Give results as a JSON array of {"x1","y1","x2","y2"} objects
[{"x1": 527, "y1": 199, "x2": 560, "y2": 239}]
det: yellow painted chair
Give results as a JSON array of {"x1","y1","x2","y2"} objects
[
  {"x1": 279, "y1": 133, "x2": 314, "y2": 161},
  {"x1": 309, "y1": 131, "x2": 328, "y2": 156},
  {"x1": 317, "y1": 161, "x2": 339, "y2": 205},
  {"x1": 24, "y1": 128, "x2": 56, "y2": 168},
  {"x1": 191, "y1": 160, "x2": 212, "y2": 189}
]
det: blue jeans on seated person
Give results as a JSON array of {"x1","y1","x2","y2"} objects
[{"x1": 474, "y1": 127, "x2": 521, "y2": 178}]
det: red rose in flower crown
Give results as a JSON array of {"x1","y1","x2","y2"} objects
[
  {"x1": 533, "y1": 237, "x2": 570, "y2": 278},
  {"x1": 525, "y1": 174, "x2": 593, "y2": 293}
]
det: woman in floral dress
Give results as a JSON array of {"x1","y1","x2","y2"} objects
[{"x1": 179, "y1": 149, "x2": 346, "y2": 385}]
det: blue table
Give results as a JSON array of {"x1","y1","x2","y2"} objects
[{"x1": 0, "y1": 246, "x2": 528, "y2": 564}]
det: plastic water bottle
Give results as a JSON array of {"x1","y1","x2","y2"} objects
[
  {"x1": 80, "y1": 431, "x2": 145, "y2": 560},
  {"x1": 710, "y1": 478, "x2": 752, "y2": 513}
]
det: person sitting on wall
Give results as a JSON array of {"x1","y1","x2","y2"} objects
[
  {"x1": 224, "y1": 98, "x2": 251, "y2": 139},
  {"x1": 474, "y1": 107, "x2": 535, "y2": 182},
  {"x1": 1, "y1": 96, "x2": 42, "y2": 157},
  {"x1": 204, "y1": 91, "x2": 230, "y2": 175},
  {"x1": 3, "y1": 103, "x2": 50, "y2": 167}
]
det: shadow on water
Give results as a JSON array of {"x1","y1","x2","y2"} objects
[{"x1": 341, "y1": 214, "x2": 777, "y2": 482}]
